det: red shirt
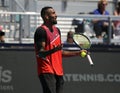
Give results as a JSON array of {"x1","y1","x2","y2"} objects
[{"x1": 34, "y1": 25, "x2": 63, "y2": 76}]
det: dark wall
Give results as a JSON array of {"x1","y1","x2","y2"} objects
[{"x1": 0, "y1": 50, "x2": 120, "y2": 93}]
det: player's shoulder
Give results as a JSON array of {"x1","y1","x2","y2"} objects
[
  {"x1": 36, "y1": 26, "x2": 45, "y2": 32},
  {"x1": 35, "y1": 26, "x2": 46, "y2": 34}
]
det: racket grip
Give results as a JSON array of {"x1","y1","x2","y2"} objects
[{"x1": 87, "y1": 54, "x2": 94, "y2": 66}]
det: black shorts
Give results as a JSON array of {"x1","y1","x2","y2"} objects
[{"x1": 39, "y1": 73, "x2": 64, "y2": 93}]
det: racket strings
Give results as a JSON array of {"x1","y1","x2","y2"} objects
[{"x1": 73, "y1": 34, "x2": 91, "y2": 49}]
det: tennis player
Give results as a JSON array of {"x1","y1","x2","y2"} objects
[{"x1": 34, "y1": 6, "x2": 87, "y2": 93}]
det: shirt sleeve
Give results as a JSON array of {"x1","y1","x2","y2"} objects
[{"x1": 34, "y1": 27, "x2": 47, "y2": 51}]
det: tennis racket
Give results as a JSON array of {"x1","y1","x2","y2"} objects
[{"x1": 73, "y1": 33, "x2": 94, "y2": 66}]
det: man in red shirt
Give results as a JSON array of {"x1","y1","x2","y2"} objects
[{"x1": 34, "y1": 6, "x2": 87, "y2": 93}]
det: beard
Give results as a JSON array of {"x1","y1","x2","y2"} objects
[
  {"x1": 52, "y1": 20, "x2": 57, "y2": 25},
  {"x1": 49, "y1": 17, "x2": 57, "y2": 25}
]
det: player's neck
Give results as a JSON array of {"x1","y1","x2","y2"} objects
[{"x1": 43, "y1": 23, "x2": 53, "y2": 32}]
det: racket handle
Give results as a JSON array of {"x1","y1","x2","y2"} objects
[{"x1": 87, "y1": 54, "x2": 94, "y2": 66}]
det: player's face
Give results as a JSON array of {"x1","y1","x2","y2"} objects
[{"x1": 46, "y1": 8, "x2": 57, "y2": 25}]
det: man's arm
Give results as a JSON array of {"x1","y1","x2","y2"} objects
[
  {"x1": 62, "y1": 50, "x2": 87, "y2": 57},
  {"x1": 38, "y1": 44, "x2": 62, "y2": 58}
]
